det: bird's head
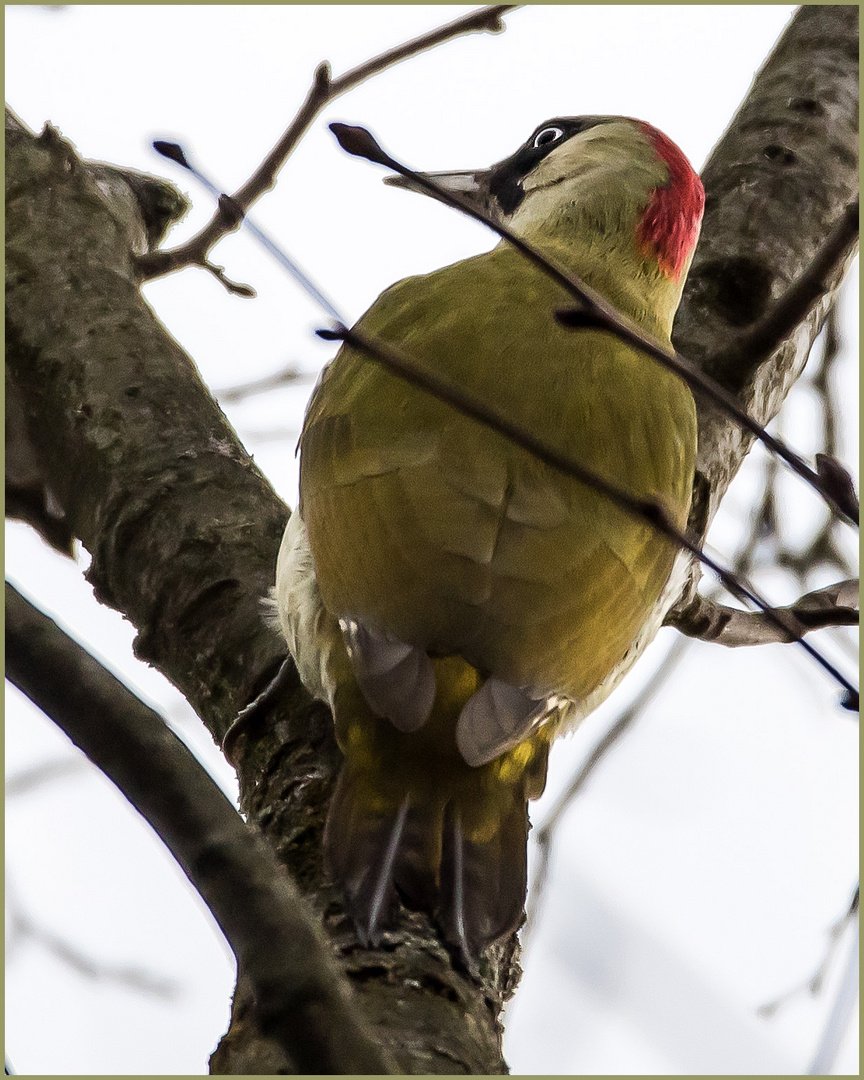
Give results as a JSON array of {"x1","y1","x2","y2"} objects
[{"x1": 387, "y1": 116, "x2": 705, "y2": 284}]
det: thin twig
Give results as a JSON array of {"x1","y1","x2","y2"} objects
[
  {"x1": 215, "y1": 365, "x2": 315, "y2": 403},
  {"x1": 812, "y1": 306, "x2": 841, "y2": 460},
  {"x1": 4, "y1": 582, "x2": 394, "y2": 1075},
  {"x1": 771, "y1": 308, "x2": 857, "y2": 582},
  {"x1": 669, "y1": 578, "x2": 858, "y2": 647},
  {"x1": 759, "y1": 886, "x2": 860, "y2": 1019},
  {"x1": 330, "y1": 123, "x2": 859, "y2": 527},
  {"x1": 138, "y1": 5, "x2": 518, "y2": 280},
  {"x1": 5, "y1": 757, "x2": 87, "y2": 796},
  {"x1": 201, "y1": 260, "x2": 256, "y2": 298},
  {"x1": 5, "y1": 879, "x2": 180, "y2": 999},
  {"x1": 808, "y1": 915, "x2": 859, "y2": 1074}
]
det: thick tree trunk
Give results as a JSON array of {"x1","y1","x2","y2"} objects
[{"x1": 4, "y1": 6, "x2": 857, "y2": 1074}]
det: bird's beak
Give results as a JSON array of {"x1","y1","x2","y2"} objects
[{"x1": 384, "y1": 168, "x2": 496, "y2": 219}]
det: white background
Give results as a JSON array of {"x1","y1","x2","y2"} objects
[{"x1": 5, "y1": 5, "x2": 858, "y2": 1075}]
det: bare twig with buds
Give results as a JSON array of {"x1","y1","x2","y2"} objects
[{"x1": 137, "y1": 5, "x2": 518, "y2": 281}]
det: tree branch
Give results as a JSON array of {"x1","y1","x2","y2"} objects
[
  {"x1": 5, "y1": 581, "x2": 393, "y2": 1076},
  {"x1": 6, "y1": 113, "x2": 291, "y2": 740},
  {"x1": 6, "y1": 366, "x2": 74, "y2": 556},
  {"x1": 4, "y1": 111, "x2": 189, "y2": 558},
  {"x1": 668, "y1": 578, "x2": 859, "y2": 647},
  {"x1": 138, "y1": 5, "x2": 519, "y2": 280},
  {"x1": 673, "y1": 5, "x2": 859, "y2": 536}
]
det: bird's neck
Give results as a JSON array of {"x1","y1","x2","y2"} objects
[
  {"x1": 537, "y1": 226, "x2": 688, "y2": 342},
  {"x1": 510, "y1": 167, "x2": 694, "y2": 341}
]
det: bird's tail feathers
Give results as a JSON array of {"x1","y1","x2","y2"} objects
[
  {"x1": 323, "y1": 759, "x2": 441, "y2": 947},
  {"x1": 438, "y1": 792, "x2": 532, "y2": 972},
  {"x1": 324, "y1": 768, "x2": 413, "y2": 946},
  {"x1": 323, "y1": 677, "x2": 551, "y2": 966}
]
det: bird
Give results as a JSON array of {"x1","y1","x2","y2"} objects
[{"x1": 273, "y1": 115, "x2": 704, "y2": 967}]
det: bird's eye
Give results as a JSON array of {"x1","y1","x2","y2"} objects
[{"x1": 532, "y1": 126, "x2": 565, "y2": 149}]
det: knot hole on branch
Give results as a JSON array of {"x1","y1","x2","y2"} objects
[
  {"x1": 763, "y1": 144, "x2": 798, "y2": 166},
  {"x1": 696, "y1": 256, "x2": 774, "y2": 328},
  {"x1": 787, "y1": 97, "x2": 824, "y2": 117}
]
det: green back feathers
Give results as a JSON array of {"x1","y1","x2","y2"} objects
[{"x1": 301, "y1": 241, "x2": 695, "y2": 702}]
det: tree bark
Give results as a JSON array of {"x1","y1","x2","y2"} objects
[
  {"x1": 673, "y1": 3, "x2": 859, "y2": 536},
  {"x1": 4, "y1": 6, "x2": 858, "y2": 1074}
]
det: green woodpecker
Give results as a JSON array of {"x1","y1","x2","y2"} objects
[{"x1": 275, "y1": 116, "x2": 704, "y2": 963}]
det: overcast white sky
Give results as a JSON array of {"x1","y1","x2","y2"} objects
[{"x1": 5, "y1": 5, "x2": 858, "y2": 1075}]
